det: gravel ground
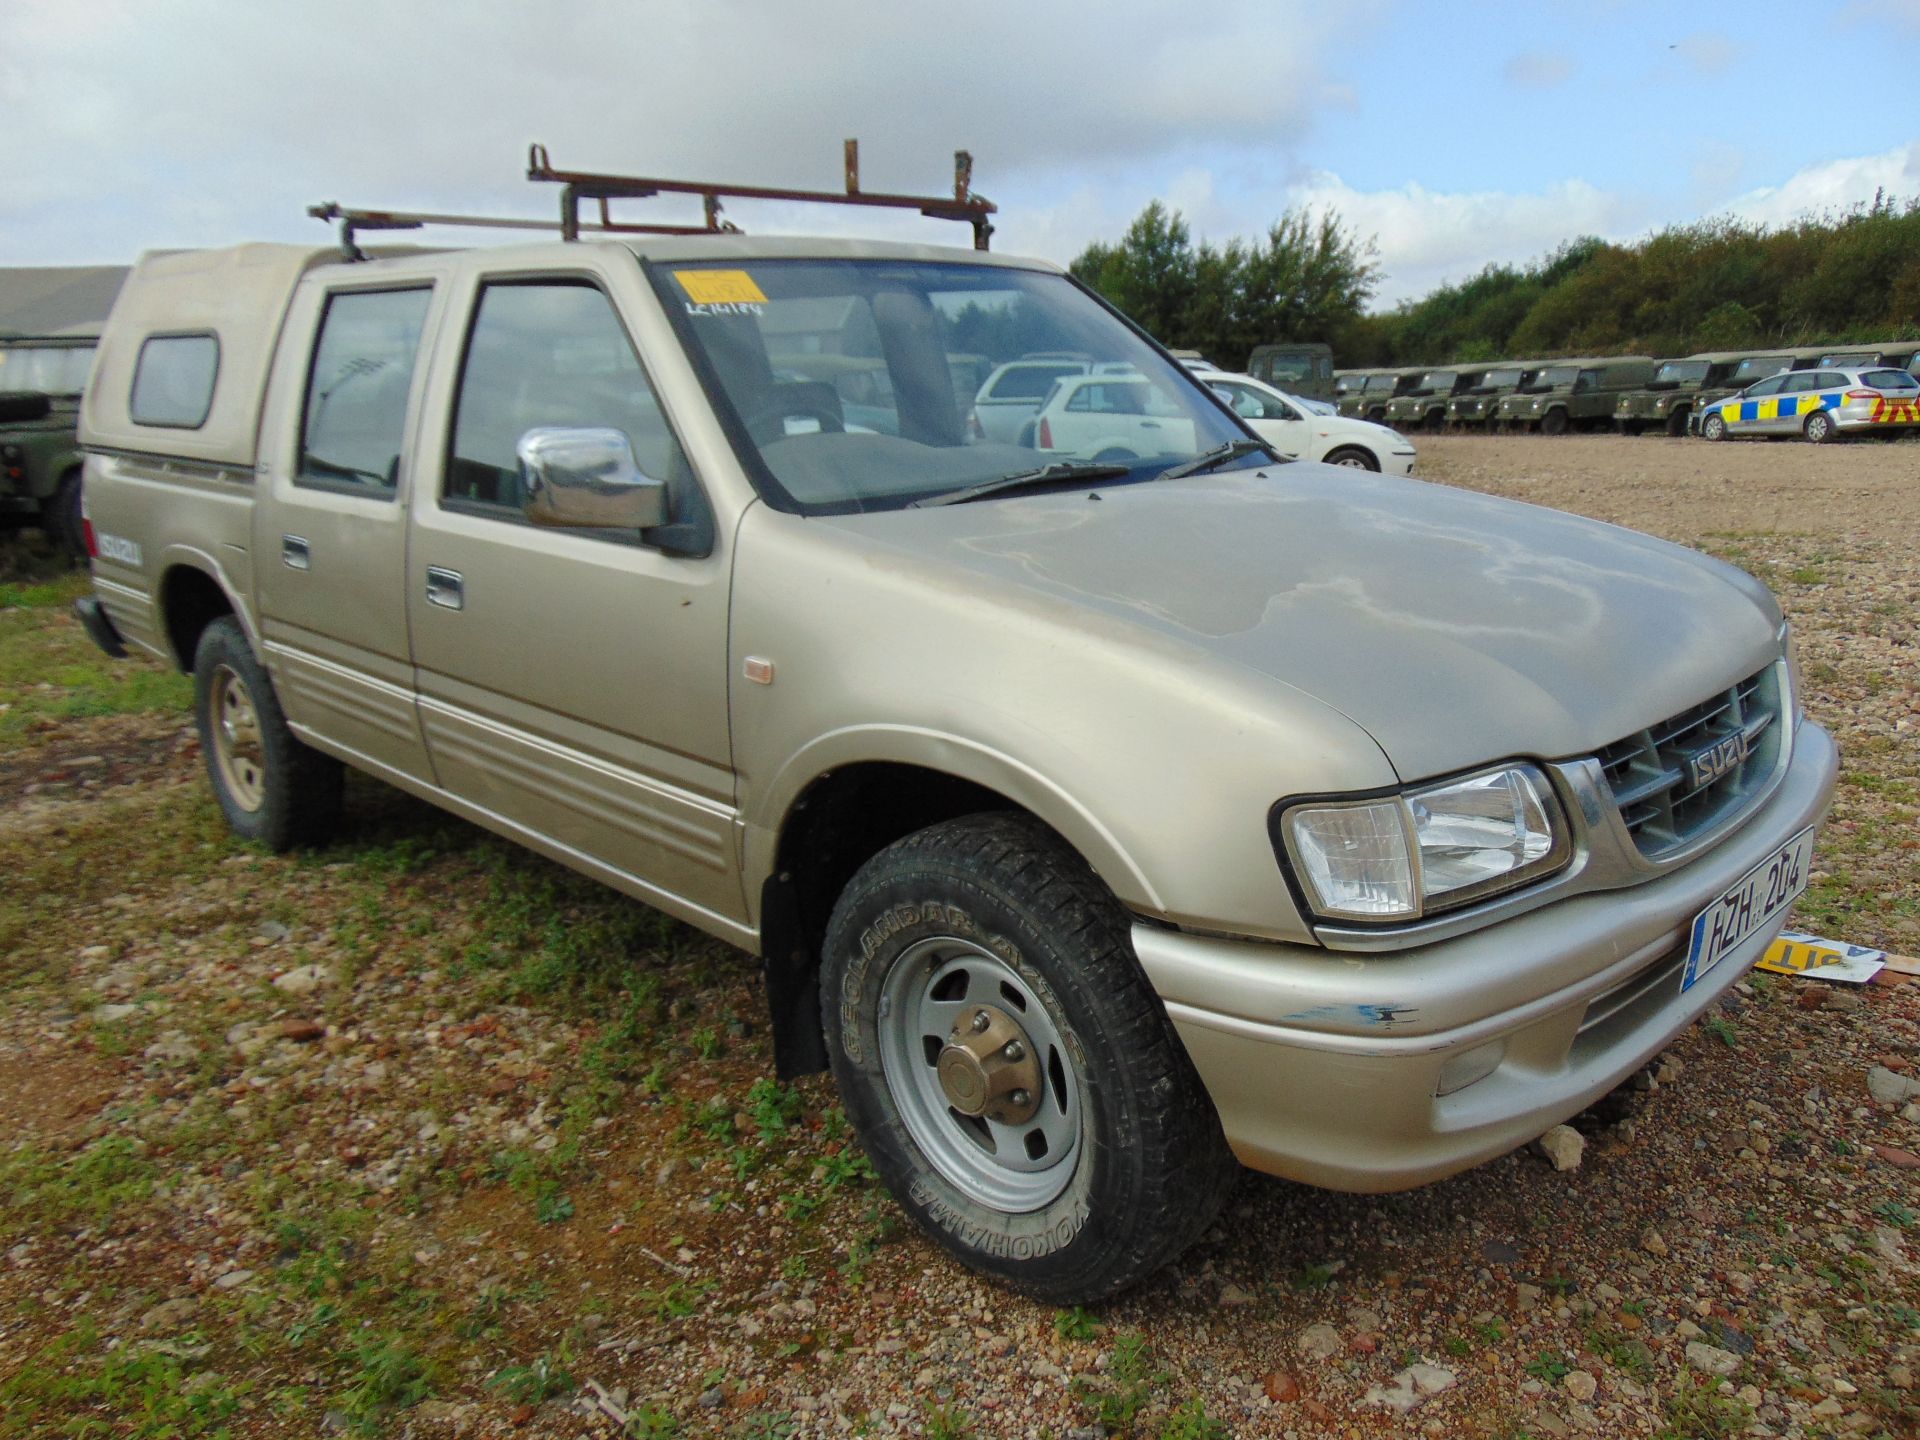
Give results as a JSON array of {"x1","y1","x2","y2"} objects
[{"x1": 0, "y1": 435, "x2": 1916, "y2": 1440}]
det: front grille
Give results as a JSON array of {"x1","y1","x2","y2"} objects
[{"x1": 1596, "y1": 664, "x2": 1781, "y2": 857}]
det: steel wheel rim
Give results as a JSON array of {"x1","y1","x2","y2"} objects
[
  {"x1": 211, "y1": 664, "x2": 266, "y2": 811},
  {"x1": 877, "y1": 936, "x2": 1084, "y2": 1212}
]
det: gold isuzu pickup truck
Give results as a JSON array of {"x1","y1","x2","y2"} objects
[{"x1": 74, "y1": 214, "x2": 1836, "y2": 1301}]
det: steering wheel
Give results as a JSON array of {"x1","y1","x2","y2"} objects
[{"x1": 743, "y1": 401, "x2": 845, "y2": 446}]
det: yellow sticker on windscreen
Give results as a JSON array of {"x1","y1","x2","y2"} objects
[{"x1": 675, "y1": 270, "x2": 768, "y2": 305}]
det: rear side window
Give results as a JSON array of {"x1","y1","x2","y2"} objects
[
  {"x1": 447, "y1": 280, "x2": 687, "y2": 516},
  {"x1": 130, "y1": 334, "x2": 219, "y2": 429},
  {"x1": 299, "y1": 288, "x2": 433, "y2": 496},
  {"x1": 1865, "y1": 369, "x2": 1920, "y2": 391},
  {"x1": 1783, "y1": 373, "x2": 1819, "y2": 393}
]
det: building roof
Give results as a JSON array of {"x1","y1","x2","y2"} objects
[{"x1": 0, "y1": 266, "x2": 130, "y2": 337}]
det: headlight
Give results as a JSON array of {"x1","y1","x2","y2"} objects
[{"x1": 1279, "y1": 764, "x2": 1570, "y2": 922}]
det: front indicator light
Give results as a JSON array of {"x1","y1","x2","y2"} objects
[
  {"x1": 1436, "y1": 1040, "x2": 1507, "y2": 1096},
  {"x1": 1282, "y1": 764, "x2": 1570, "y2": 923}
]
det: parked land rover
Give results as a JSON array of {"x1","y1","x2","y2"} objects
[
  {"x1": 76, "y1": 223, "x2": 1836, "y2": 1302},
  {"x1": 1384, "y1": 365, "x2": 1486, "y2": 433},
  {"x1": 1495, "y1": 356, "x2": 1654, "y2": 434},
  {"x1": 0, "y1": 327, "x2": 99, "y2": 552},
  {"x1": 1446, "y1": 363, "x2": 1536, "y2": 431},
  {"x1": 1615, "y1": 352, "x2": 1765, "y2": 438},
  {"x1": 1340, "y1": 368, "x2": 1423, "y2": 423},
  {"x1": 1245, "y1": 342, "x2": 1335, "y2": 402}
]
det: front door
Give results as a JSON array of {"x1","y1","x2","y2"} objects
[
  {"x1": 254, "y1": 277, "x2": 443, "y2": 783},
  {"x1": 405, "y1": 264, "x2": 744, "y2": 931}
]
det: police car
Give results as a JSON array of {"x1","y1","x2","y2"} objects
[{"x1": 1699, "y1": 366, "x2": 1920, "y2": 443}]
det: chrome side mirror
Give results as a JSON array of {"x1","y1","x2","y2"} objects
[{"x1": 517, "y1": 427, "x2": 669, "y2": 531}]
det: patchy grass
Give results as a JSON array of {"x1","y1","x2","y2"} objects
[{"x1": 0, "y1": 571, "x2": 189, "y2": 747}]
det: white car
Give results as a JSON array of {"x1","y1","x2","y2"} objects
[
  {"x1": 1201, "y1": 370, "x2": 1416, "y2": 473},
  {"x1": 1030, "y1": 373, "x2": 1197, "y2": 461}
]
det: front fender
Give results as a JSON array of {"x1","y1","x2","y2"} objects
[{"x1": 742, "y1": 724, "x2": 1162, "y2": 920}]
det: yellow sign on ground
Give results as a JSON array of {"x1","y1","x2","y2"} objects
[
  {"x1": 1756, "y1": 931, "x2": 1885, "y2": 984},
  {"x1": 674, "y1": 270, "x2": 768, "y2": 305}
]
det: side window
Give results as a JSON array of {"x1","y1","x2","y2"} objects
[
  {"x1": 1745, "y1": 377, "x2": 1786, "y2": 398},
  {"x1": 299, "y1": 288, "x2": 432, "y2": 495},
  {"x1": 1782, "y1": 373, "x2": 1819, "y2": 394},
  {"x1": 1064, "y1": 385, "x2": 1093, "y2": 413},
  {"x1": 1575, "y1": 370, "x2": 1600, "y2": 393},
  {"x1": 1815, "y1": 371, "x2": 1848, "y2": 388},
  {"x1": 130, "y1": 334, "x2": 219, "y2": 429},
  {"x1": 447, "y1": 280, "x2": 687, "y2": 517}
]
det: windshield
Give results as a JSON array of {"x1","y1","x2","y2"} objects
[
  {"x1": 1362, "y1": 374, "x2": 1400, "y2": 393},
  {"x1": 1263, "y1": 353, "x2": 1325, "y2": 382},
  {"x1": 1418, "y1": 371, "x2": 1456, "y2": 390},
  {"x1": 1481, "y1": 368, "x2": 1522, "y2": 388},
  {"x1": 651, "y1": 258, "x2": 1253, "y2": 513},
  {"x1": 1334, "y1": 375, "x2": 1364, "y2": 395},
  {"x1": 1819, "y1": 354, "x2": 1877, "y2": 368},
  {"x1": 1535, "y1": 366, "x2": 1579, "y2": 387},
  {"x1": 1654, "y1": 361, "x2": 1709, "y2": 384},
  {"x1": 0, "y1": 344, "x2": 96, "y2": 395},
  {"x1": 1731, "y1": 357, "x2": 1790, "y2": 383}
]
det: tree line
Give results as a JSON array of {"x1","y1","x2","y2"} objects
[{"x1": 1071, "y1": 192, "x2": 1920, "y2": 370}]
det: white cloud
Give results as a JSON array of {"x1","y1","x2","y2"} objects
[
  {"x1": 1720, "y1": 143, "x2": 1920, "y2": 227},
  {"x1": 1503, "y1": 51, "x2": 1574, "y2": 89},
  {"x1": 0, "y1": 0, "x2": 1367, "y2": 263},
  {"x1": 1670, "y1": 33, "x2": 1739, "y2": 74}
]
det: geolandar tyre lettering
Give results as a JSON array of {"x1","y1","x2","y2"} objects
[
  {"x1": 821, "y1": 812, "x2": 1234, "y2": 1303},
  {"x1": 192, "y1": 616, "x2": 344, "y2": 852}
]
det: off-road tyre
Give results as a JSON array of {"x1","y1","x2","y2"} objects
[
  {"x1": 1664, "y1": 408, "x2": 1689, "y2": 438},
  {"x1": 1803, "y1": 410, "x2": 1837, "y2": 445},
  {"x1": 1701, "y1": 412, "x2": 1728, "y2": 442},
  {"x1": 1323, "y1": 445, "x2": 1379, "y2": 471},
  {"x1": 54, "y1": 471, "x2": 86, "y2": 558},
  {"x1": 1616, "y1": 420, "x2": 1643, "y2": 437},
  {"x1": 1540, "y1": 407, "x2": 1570, "y2": 437},
  {"x1": 192, "y1": 617, "x2": 343, "y2": 851},
  {"x1": 820, "y1": 812, "x2": 1236, "y2": 1303}
]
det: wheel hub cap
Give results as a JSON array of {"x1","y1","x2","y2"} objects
[{"x1": 937, "y1": 1005, "x2": 1042, "y2": 1124}]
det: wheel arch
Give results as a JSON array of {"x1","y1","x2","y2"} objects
[
  {"x1": 156, "y1": 552, "x2": 254, "y2": 673},
  {"x1": 752, "y1": 736, "x2": 1160, "y2": 1079}
]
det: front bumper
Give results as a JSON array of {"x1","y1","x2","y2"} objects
[{"x1": 1134, "y1": 720, "x2": 1837, "y2": 1192}]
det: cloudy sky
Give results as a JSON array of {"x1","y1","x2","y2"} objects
[{"x1": 4, "y1": 0, "x2": 1918, "y2": 306}]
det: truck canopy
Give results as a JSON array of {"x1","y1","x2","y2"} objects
[{"x1": 82, "y1": 245, "x2": 341, "y2": 467}]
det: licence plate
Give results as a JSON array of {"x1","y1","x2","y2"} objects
[{"x1": 1681, "y1": 827, "x2": 1815, "y2": 993}]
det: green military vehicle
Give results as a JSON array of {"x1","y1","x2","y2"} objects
[
  {"x1": 1684, "y1": 349, "x2": 1826, "y2": 435},
  {"x1": 1246, "y1": 342, "x2": 1335, "y2": 402},
  {"x1": 0, "y1": 327, "x2": 99, "y2": 553},
  {"x1": 1339, "y1": 367, "x2": 1424, "y2": 422},
  {"x1": 1814, "y1": 341, "x2": 1920, "y2": 374},
  {"x1": 1331, "y1": 369, "x2": 1366, "y2": 412},
  {"x1": 1494, "y1": 356, "x2": 1654, "y2": 435},
  {"x1": 1446, "y1": 362, "x2": 1537, "y2": 431},
  {"x1": 1383, "y1": 365, "x2": 1488, "y2": 432},
  {"x1": 1614, "y1": 352, "x2": 1768, "y2": 437}
]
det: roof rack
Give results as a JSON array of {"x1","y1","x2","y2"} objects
[{"x1": 310, "y1": 139, "x2": 996, "y2": 261}]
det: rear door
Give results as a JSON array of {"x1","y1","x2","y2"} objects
[
  {"x1": 254, "y1": 273, "x2": 444, "y2": 782},
  {"x1": 404, "y1": 258, "x2": 744, "y2": 930}
]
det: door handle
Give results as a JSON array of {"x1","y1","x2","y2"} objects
[
  {"x1": 281, "y1": 535, "x2": 310, "y2": 570},
  {"x1": 425, "y1": 567, "x2": 464, "y2": 611}
]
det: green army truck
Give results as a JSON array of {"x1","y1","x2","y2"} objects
[
  {"x1": 1340, "y1": 368, "x2": 1424, "y2": 423},
  {"x1": 1331, "y1": 370, "x2": 1366, "y2": 412},
  {"x1": 1384, "y1": 365, "x2": 1488, "y2": 432},
  {"x1": 1246, "y1": 342, "x2": 1335, "y2": 402},
  {"x1": 1614, "y1": 353, "x2": 1763, "y2": 437},
  {"x1": 1494, "y1": 356, "x2": 1654, "y2": 435},
  {"x1": 1814, "y1": 342, "x2": 1920, "y2": 374},
  {"x1": 1684, "y1": 349, "x2": 1827, "y2": 435},
  {"x1": 0, "y1": 328, "x2": 99, "y2": 553},
  {"x1": 1446, "y1": 363, "x2": 1537, "y2": 431}
]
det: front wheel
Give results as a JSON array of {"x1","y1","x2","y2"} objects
[
  {"x1": 193, "y1": 617, "x2": 344, "y2": 851},
  {"x1": 1323, "y1": 445, "x2": 1379, "y2": 471},
  {"x1": 1803, "y1": 410, "x2": 1838, "y2": 445},
  {"x1": 1540, "y1": 408, "x2": 1570, "y2": 437},
  {"x1": 1664, "y1": 409, "x2": 1689, "y2": 438},
  {"x1": 821, "y1": 813, "x2": 1234, "y2": 1302},
  {"x1": 54, "y1": 472, "x2": 86, "y2": 558},
  {"x1": 1701, "y1": 413, "x2": 1728, "y2": 442}
]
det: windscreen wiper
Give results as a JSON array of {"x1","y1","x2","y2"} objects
[
  {"x1": 910, "y1": 462, "x2": 1131, "y2": 509},
  {"x1": 1157, "y1": 440, "x2": 1272, "y2": 480}
]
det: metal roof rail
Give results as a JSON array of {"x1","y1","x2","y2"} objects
[{"x1": 525, "y1": 139, "x2": 996, "y2": 250}]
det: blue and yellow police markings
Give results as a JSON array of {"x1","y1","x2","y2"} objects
[{"x1": 1719, "y1": 391, "x2": 1841, "y2": 424}]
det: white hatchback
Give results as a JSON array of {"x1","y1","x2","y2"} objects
[
  {"x1": 1030, "y1": 373, "x2": 1198, "y2": 462},
  {"x1": 1200, "y1": 370, "x2": 1417, "y2": 473}
]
